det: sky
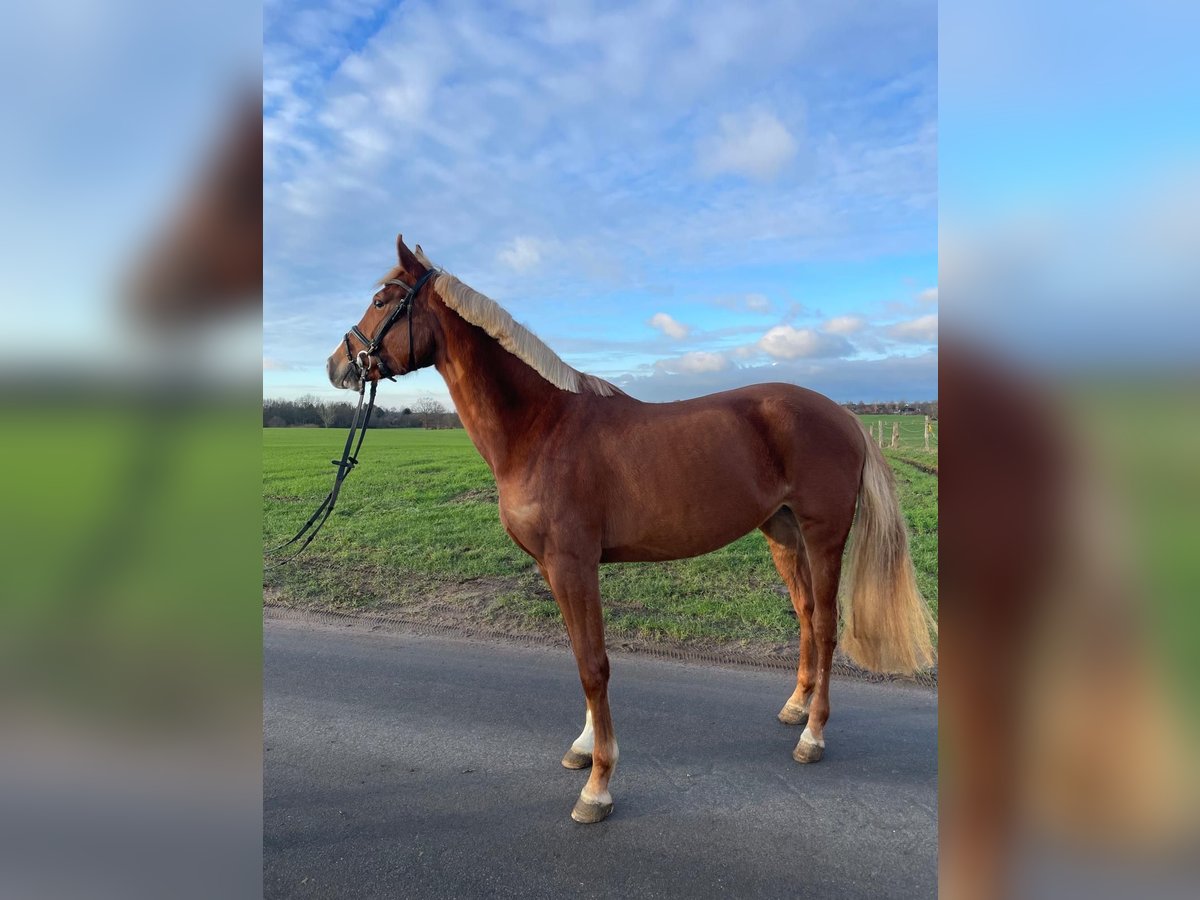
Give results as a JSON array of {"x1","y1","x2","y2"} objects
[
  {"x1": 940, "y1": 1, "x2": 1200, "y2": 372},
  {"x1": 264, "y1": 0, "x2": 937, "y2": 408},
  {"x1": 0, "y1": 2, "x2": 260, "y2": 376}
]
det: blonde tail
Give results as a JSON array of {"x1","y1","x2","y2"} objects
[{"x1": 839, "y1": 432, "x2": 937, "y2": 675}]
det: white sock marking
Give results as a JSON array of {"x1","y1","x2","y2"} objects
[{"x1": 571, "y1": 709, "x2": 594, "y2": 754}]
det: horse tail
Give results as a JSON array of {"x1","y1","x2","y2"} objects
[{"x1": 838, "y1": 428, "x2": 936, "y2": 675}]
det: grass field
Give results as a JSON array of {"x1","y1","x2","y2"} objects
[
  {"x1": 263, "y1": 419, "x2": 938, "y2": 652},
  {"x1": 2, "y1": 403, "x2": 263, "y2": 721},
  {"x1": 857, "y1": 413, "x2": 939, "y2": 467}
]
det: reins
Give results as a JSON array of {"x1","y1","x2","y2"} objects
[
  {"x1": 265, "y1": 377, "x2": 377, "y2": 566},
  {"x1": 267, "y1": 266, "x2": 437, "y2": 566}
]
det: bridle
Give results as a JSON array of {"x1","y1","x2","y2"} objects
[
  {"x1": 267, "y1": 266, "x2": 437, "y2": 565},
  {"x1": 343, "y1": 266, "x2": 437, "y2": 382}
]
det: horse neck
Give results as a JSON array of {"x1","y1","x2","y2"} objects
[{"x1": 430, "y1": 299, "x2": 568, "y2": 475}]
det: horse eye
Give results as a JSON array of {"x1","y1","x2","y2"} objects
[{"x1": 373, "y1": 298, "x2": 386, "y2": 309}]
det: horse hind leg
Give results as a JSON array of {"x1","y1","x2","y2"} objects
[
  {"x1": 761, "y1": 508, "x2": 816, "y2": 729},
  {"x1": 792, "y1": 511, "x2": 855, "y2": 764}
]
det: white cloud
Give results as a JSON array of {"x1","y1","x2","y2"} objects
[
  {"x1": 758, "y1": 325, "x2": 849, "y2": 359},
  {"x1": 698, "y1": 108, "x2": 798, "y2": 181},
  {"x1": 888, "y1": 313, "x2": 938, "y2": 343},
  {"x1": 918, "y1": 286, "x2": 938, "y2": 304},
  {"x1": 621, "y1": 351, "x2": 938, "y2": 404},
  {"x1": 824, "y1": 315, "x2": 867, "y2": 335},
  {"x1": 656, "y1": 350, "x2": 730, "y2": 374},
  {"x1": 263, "y1": 356, "x2": 288, "y2": 371},
  {"x1": 497, "y1": 236, "x2": 543, "y2": 272},
  {"x1": 261, "y1": 2, "x2": 936, "y2": 403},
  {"x1": 648, "y1": 312, "x2": 691, "y2": 339}
]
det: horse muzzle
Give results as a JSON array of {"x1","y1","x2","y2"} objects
[{"x1": 326, "y1": 352, "x2": 362, "y2": 391}]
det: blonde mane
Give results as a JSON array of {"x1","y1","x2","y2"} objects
[{"x1": 382, "y1": 248, "x2": 625, "y2": 398}]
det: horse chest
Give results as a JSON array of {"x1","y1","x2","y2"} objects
[{"x1": 498, "y1": 493, "x2": 547, "y2": 549}]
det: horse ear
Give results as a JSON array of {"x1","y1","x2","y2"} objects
[{"x1": 396, "y1": 233, "x2": 418, "y2": 270}]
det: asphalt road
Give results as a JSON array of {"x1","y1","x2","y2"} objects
[{"x1": 265, "y1": 618, "x2": 938, "y2": 899}]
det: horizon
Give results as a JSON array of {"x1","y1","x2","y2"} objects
[{"x1": 262, "y1": 393, "x2": 940, "y2": 415}]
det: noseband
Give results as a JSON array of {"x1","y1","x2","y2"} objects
[
  {"x1": 268, "y1": 266, "x2": 437, "y2": 565},
  {"x1": 343, "y1": 266, "x2": 437, "y2": 381}
]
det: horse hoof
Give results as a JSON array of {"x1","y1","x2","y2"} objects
[
  {"x1": 792, "y1": 730, "x2": 825, "y2": 764},
  {"x1": 561, "y1": 749, "x2": 593, "y2": 770},
  {"x1": 571, "y1": 795, "x2": 613, "y2": 824},
  {"x1": 777, "y1": 702, "x2": 809, "y2": 727}
]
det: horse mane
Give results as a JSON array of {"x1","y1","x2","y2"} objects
[{"x1": 382, "y1": 249, "x2": 625, "y2": 398}]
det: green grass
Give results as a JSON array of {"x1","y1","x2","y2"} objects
[
  {"x1": 858, "y1": 412, "x2": 937, "y2": 446},
  {"x1": 1, "y1": 402, "x2": 263, "y2": 721},
  {"x1": 264, "y1": 418, "x2": 938, "y2": 649}
]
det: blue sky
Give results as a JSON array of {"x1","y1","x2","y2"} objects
[
  {"x1": 264, "y1": 0, "x2": 937, "y2": 408},
  {"x1": 0, "y1": 2, "x2": 259, "y2": 373},
  {"x1": 940, "y1": 1, "x2": 1200, "y2": 370}
]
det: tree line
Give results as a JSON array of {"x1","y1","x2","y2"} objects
[
  {"x1": 841, "y1": 400, "x2": 937, "y2": 418},
  {"x1": 266, "y1": 395, "x2": 936, "y2": 429},
  {"x1": 264, "y1": 395, "x2": 463, "y2": 429}
]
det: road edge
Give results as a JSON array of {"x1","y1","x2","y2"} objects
[{"x1": 263, "y1": 600, "x2": 937, "y2": 688}]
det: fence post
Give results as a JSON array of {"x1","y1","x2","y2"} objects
[
  {"x1": 924, "y1": 415, "x2": 931, "y2": 451},
  {"x1": 891, "y1": 421, "x2": 900, "y2": 448},
  {"x1": 877, "y1": 421, "x2": 884, "y2": 448}
]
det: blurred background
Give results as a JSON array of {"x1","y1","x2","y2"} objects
[
  {"x1": 0, "y1": 2, "x2": 262, "y2": 898},
  {"x1": 941, "y1": 1, "x2": 1199, "y2": 897}
]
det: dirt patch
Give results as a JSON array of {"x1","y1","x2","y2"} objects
[
  {"x1": 266, "y1": 575, "x2": 553, "y2": 641},
  {"x1": 448, "y1": 485, "x2": 499, "y2": 503},
  {"x1": 267, "y1": 573, "x2": 780, "y2": 654},
  {"x1": 893, "y1": 456, "x2": 939, "y2": 476},
  {"x1": 263, "y1": 581, "x2": 936, "y2": 686}
]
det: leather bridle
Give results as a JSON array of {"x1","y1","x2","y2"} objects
[
  {"x1": 268, "y1": 266, "x2": 437, "y2": 565},
  {"x1": 344, "y1": 266, "x2": 437, "y2": 382}
]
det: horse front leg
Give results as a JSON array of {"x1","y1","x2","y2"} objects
[
  {"x1": 536, "y1": 561, "x2": 595, "y2": 771},
  {"x1": 543, "y1": 551, "x2": 617, "y2": 823},
  {"x1": 561, "y1": 708, "x2": 594, "y2": 769}
]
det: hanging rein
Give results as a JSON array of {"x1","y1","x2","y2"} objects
[{"x1": 267, "y1": 267, "x2": 437, "y2": 565}]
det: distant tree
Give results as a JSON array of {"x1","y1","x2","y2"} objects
[
  {"x1": 414, "y1": 396, "x2": 448, "y2": 416},
  {"x1": 316, "y1": 401, "x2": 338, "y2": 428}
]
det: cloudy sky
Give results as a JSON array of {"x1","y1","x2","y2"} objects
[{"x1": 264, "y1": 0, "x2": 937, "y2": 407}]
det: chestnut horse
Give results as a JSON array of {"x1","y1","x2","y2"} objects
[
  {"x1": 125, "y1": 92, "x2": 262, "y2": 324},
  {"x1": 326, "y1": 236, "x2": 935, "y2": 823}
]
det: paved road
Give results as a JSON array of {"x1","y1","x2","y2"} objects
[{"x1": 265, "y1": 618, "x2": 937, "y2": 899}]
